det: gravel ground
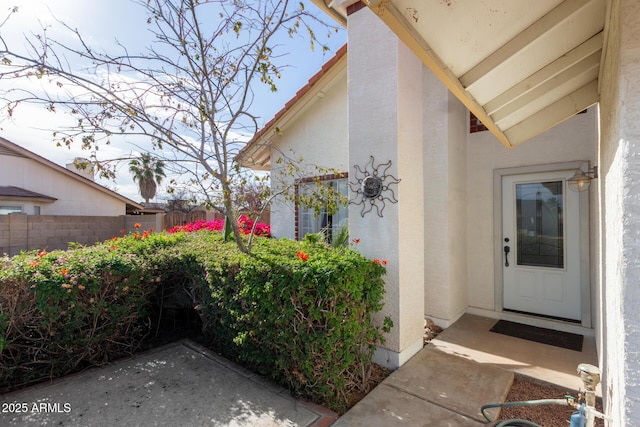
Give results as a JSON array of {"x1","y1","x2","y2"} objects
[{"x1": 495, "y1": 377, "x2": 604, "y2": 427}]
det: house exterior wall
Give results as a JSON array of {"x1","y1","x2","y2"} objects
[
  {"x1": 0, "y1": 155, "x2": 126, "y2": 216},
  {"x1": 422, "y1": 70, "x2": 469, "y2": 326},
  {"x1": 598, "y1": 0, "x2": 640, "y2": 424},
  {"x1": 348, "y1": 6, "x2": 424, "y2": 368},
  {"x1": 446, "y1": 91, "x2": 470, "y2": 322},
  {"x1": 269, "y1": 69, "x2": 348, "y2": 239},
  {"x1": 465, "y1": 109, "x2": 599, "y2": 317}
]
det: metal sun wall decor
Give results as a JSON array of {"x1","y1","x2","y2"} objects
[{"x1": 349, "y1": 156, "x2": 401, "y2": 217}]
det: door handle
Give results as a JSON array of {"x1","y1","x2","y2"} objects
[{"x1": 504, "y1": 245, "x2": 510, "y2": 267}]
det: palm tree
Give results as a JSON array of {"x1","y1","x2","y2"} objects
[{"x1": 129, "y1": 153, "x2": 166, "y2": 205}]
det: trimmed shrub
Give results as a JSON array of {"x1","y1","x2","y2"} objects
[
  {"x1": 193, "y1": 236, "x2": 391, "y2": 412},
  {"x1": 0, "y1": 229, "x2": 389, "y2": 413},
  {"x1": 0, "y1": 232, "x2": 185, "y2": 390}
]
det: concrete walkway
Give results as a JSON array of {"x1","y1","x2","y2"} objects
[
  {"x1": 333, "y1": 347, "x2": 513, "y2": 426},
  {"x1": 0, "y1": 340, "x2": 337, "y2": 427},
  {"x1": 334, "y1": 313, "x2": 599, "y2": 426}
]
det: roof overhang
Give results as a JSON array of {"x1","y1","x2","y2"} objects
[
  {"x1": 314, "y1": 0, "x2": 607, "y2": 147},
  {"x1": 0, "y1": 137, "x2": 144, "y2": 210},
  {"x1": 0, "y1": 186, "x2": 57, "y2": 204}
]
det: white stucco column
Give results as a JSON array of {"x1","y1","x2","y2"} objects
[
  {"x1": 599, "y1": 0, "x2": 640, "y2": 425},
  {"x1": 422, "y1": 80, "x2": 469, "y2": 327},
  {"x1": 347, "y1": 7, "x2": 424, "y2": 369}
]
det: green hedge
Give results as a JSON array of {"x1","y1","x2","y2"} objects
[{"x1": 0, "y1": 230, "x2": 390, "y2": 412}]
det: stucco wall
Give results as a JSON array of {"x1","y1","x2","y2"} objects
[
  {"x1": 422, "y1": 70, "x2": 469, "y2": 326},
  {"x1": 446, "y1": 91, "x2": 469, "y2": 322},
  {"x1": 465, "y1": 109, "x2": 598, "y2": 316},
  {"x1": 0, "y1": 156, "x2": 126, "y2": 216},
  {"x1": 598, "y1": 0, "x2": 640, "y2": 424},
  {"x1": 348, "y1": 6, "x2": 424, "y2": 368},
  {"x1": 268, "y1": 66, "x2": 348, "y2": 239}
]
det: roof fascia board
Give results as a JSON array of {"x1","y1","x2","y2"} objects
[
  {"x1": 597, "y1": 0, "x2": 614, "y2": 95},
  {"x1": 311, "y1": 0, "x2": 348, "y2": 27},
  {"x1": 0, "y1": 196, "x2": 57, "y2": 203}
]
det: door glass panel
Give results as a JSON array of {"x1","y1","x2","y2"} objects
[{"x1": 516, "y1": 181, "x2": 564, "y2": 268}]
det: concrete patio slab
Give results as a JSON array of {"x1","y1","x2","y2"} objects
[{"x1": 0, "y1": 340, "x2": 337, "y2": 427}]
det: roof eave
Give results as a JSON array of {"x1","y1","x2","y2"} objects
[
  {"x1": 237, "y1": 44, "x2": 348, "y2": 170},
  {"x1": 0, "y1": 137, "x2": 144, "y2": 210}
]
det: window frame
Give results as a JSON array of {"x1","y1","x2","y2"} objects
[{"x1": 295, "y1": 173, "x2": 349, "y2": 242}]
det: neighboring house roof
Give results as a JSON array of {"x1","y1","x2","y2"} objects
[
  {"x1": 0, "y1": 136, "x2": 144, "y2": 211},
  {"x1": 236, "y1": 44, "x2": 347, "y2": 171},
  {"x1": 314, "y1": 1, "x2": 605, "y2": 148},
  {"x1": 0, "y1": 186, "x2": 57, "y2": 203}
]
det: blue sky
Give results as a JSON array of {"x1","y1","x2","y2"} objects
[{"x1": 0, "y1": 0, "x2": 346, "y2": 202}]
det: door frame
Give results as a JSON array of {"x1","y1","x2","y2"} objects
[{"x1": 493, "y1": 161, "x2": 592, "y2": 328}]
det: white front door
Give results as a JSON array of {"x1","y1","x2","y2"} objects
[{"x1": 502, "y1": 171, "x2": 582, "y2": 321}]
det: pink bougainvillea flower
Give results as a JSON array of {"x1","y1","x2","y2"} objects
[
  {"x1": 167, "y1": 217, "x2": 270, "y2": 237},
  {"x1": 296, "y1": 251, "x2": 309, "y2": 262}
]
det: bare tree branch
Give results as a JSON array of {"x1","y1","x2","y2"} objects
[{"x1": 0, "y1": 0, "x2": 339, "y2": 251}]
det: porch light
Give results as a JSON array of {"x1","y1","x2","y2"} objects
[{"x1": 568, "y1": 162, "x2": 598, "y2": 192}]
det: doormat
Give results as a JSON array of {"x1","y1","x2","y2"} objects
[{"x1": 490, "y1": 320, "x2": 584, "y2": 352}]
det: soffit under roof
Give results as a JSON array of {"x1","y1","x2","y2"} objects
[{"x1": 317, "y1": 0, "x2": 607, "y2": 147}]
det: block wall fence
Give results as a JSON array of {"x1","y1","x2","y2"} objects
[{"x1": 0, "y1": 213, "x2": 164, "y2": 256}]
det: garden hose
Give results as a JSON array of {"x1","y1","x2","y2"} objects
[
  {"x1": 481, "y1": 398, "x2": 572, "y2": 426},
  {"x1": 488, "y1": 420, "x2": 541, "y2": 427}
]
